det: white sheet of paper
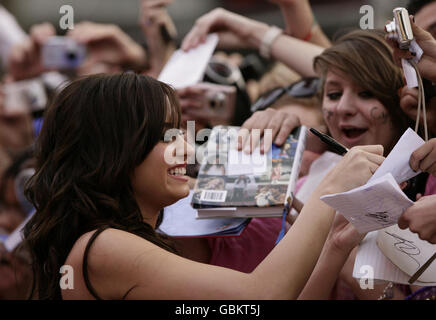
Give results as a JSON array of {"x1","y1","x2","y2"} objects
[
  {"x1": 4, "y1": 211, "x2": 34, "y2": 252},
  {"x1": 321, "y1": 128, "x2": 424, "y2": 233},
  {"x1": 159, "y1": 191, "x2": 247, "y2": 237},
  {"x1": 369, "y1": 127, "x2": 425, "y2": 184},
  {"x1": 351, "y1": 128, "x2": 432, "y2": 284},
  {"x1": 291, "y1": 152, "x2": 341, "y2": 216},
  {"x1": 158, "y1": 34, "x2": 219, "y2": 89},
  {"x1": 354, "y1": 230, "x2": 436, "y2": 286},
  {"x1": 377, "y1": 225, "x2": 436, "y2": 284},
  {"x1": 321, "y1": 173, "x2": 413, "y2": 233}
]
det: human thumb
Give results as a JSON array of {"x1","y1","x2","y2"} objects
[{"x1": 410, "y1": 15, "x2": 433, "y2": 41}]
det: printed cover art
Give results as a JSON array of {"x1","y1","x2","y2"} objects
[{"x1": 192, "y1": 126, "x2": 302, "y2": 208}]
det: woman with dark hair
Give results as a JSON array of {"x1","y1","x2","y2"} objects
[
  {"x1": 24, "y1": 72, "x2": 188, "y2": 299},
  {"x1": 23, "y1": 72, "x2": 382, "y2": 299}
]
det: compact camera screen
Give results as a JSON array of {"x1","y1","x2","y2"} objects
[{"x1": 42, "y1": 36, "x2": 87, "y2": 70}]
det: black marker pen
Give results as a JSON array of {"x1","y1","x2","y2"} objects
[{"x1": 310, "y1": 128, "x2": 349, "y2": 156}]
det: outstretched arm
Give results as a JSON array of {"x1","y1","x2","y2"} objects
[
  {"x1": 69, "y1": 146, "x2": 384, "y2": 299},
  {"x1": 270, "y1": 0, "x2": 331, "y2": 48},
  {"x1": 298, "y1": 213, "x2": 364, "y2": 299},
  {"x1": 182, "y1": 8, "x2": 324, "y2": 77}
]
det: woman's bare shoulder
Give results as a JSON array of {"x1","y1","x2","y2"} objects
[
  {"x1": 66, "y1": 227, "x2": 159, "y2": 267},
  {"x1": 64, "y1": 227, "x2": 161, "y2": 299}
]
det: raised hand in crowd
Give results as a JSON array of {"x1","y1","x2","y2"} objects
[
  {"x1": 238, "y1": 108, "x2": 301, "y2": 154},
  {"x1": 177, "y1": 85, "x2": 211, "y2": 131},
  {"x1": 181, "y1": 8, "x2": 261, "y2": 51},
  {"x1": 67, "y1": 21, "x2": 148, "y2": 74},
  {"x1": 237, "y1": 107, "x2": 326, "y2": 154},
  {"x1": 7, "y1": 23, "x2": 55, "y2": 81},
  {"x1": 390, "y1": 16, "x2": 436, "y2": 83},
  {"x1": 139, "y1": 0, "x2": 177, "y2": 77},
  {"x1": 398, "y1": 85, "x2": 436, "y2": 136},
  {"x1": 181, "y1": 8, "x2": 323, "y2": 77}
]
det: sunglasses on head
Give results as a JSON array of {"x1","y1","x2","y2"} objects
[{"x1": 250, "y1": 77, "x2": 320, "y2": 113}]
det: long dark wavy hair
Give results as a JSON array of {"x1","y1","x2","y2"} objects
[{"x1": 23, "y1": 73, "x2": 180, "y2": 299}]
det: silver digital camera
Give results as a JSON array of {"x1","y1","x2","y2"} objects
[
  {"x1": 385, "y1": 7, "x2": 414, "y2": 50},
  {"x1": 42, "y1": 36, "x2": 86, "y2": 70},
  {"x1": 185, "y1": 82, "x2": 236, "y2": 125}
]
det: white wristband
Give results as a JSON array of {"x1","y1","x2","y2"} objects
[{"x1": 259, "y1": 26, "x2": 283, "y2": 59}]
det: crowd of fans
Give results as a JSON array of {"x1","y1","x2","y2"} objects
[{"x1": 0, "y1": 0, "x2": 436, "y2": 300}]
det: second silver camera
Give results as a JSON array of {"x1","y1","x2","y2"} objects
[
  {"x1": 42, "y1": 36, "x2": 86, "y2": 70},
  {"x1": 385, "y1": 7, "x2": 414, "y2": 50}
]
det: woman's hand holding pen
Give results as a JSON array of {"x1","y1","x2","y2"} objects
[
  {"x1": 287, "y1": 145, "x2": 385, "y2": 229},
  {"x1": 318, "y1": 145, "x2": 385, "y2": 195}
]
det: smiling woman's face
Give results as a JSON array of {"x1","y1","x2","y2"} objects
[
  {"x1": 322, "y1": 69, "x2": 395, "y2": 151},
  {"x1": 131, "y1": 130, "x2": 193, "y2": 220}
]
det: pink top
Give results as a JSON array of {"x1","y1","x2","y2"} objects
[
  {"x1": 207, "y1": 217, "x2": 282, "y2": 273},
  {"x1": 424, "y1": 174, "x2": 436, "y2": 195}
]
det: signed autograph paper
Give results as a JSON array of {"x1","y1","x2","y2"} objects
[{"x1": 377, "y1": 225, "x2": 436, "y2": 284}]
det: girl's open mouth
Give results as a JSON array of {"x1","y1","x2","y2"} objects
[{"x1": 342, "y1": 127, "x2": 368, "y2": 139}]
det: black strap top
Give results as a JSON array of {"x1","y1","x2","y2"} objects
[{"x1": 82, "y1": 225, "x2": 111, "y2": 300}]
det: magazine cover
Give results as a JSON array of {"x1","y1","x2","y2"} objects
[{"x1": 192, "y1": 125, "x2": 306, "y2": 209}]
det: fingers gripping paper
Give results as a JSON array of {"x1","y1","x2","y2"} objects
[
  {"x1": 320, "y1": 128, "x2": 425, "y2": 233},
  {"x1": 321, "y1": 173, "x2": 413, "y2": 233},
  {"x1": 319, "y1": 127, "x2": 435, "y2": 285},
  {"x1": 158, "y1": 34, "x2": 219, "y2": 89}
]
